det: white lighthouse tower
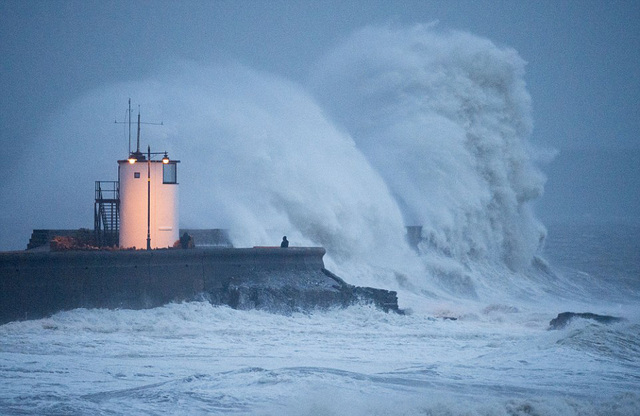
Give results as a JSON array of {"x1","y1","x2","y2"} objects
[{"x1": 118, "y1": 109, "x2": 179, "y2": 250}]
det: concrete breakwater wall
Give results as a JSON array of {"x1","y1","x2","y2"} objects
[{"x1": 0, "y1": 248, "x2": 398, "y2": 324}]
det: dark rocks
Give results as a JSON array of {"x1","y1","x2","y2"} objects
[
  {"x1": 205, "y1": 263, "x2": 399, "y2": 314},
  {"x1": 549, "y1": 312, "x2": 625, "y2": 329},
  {"x1": 322, "y1": 268, "x2": 399, "y2": 313}
]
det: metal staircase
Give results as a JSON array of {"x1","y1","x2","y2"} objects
[{"x1": 94, "y1": 181, "x2": 120, "y2": 247}]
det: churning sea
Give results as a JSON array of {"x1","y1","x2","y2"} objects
[{"x1": 1, "y1": 220, "x2": 639, "y2": 416}]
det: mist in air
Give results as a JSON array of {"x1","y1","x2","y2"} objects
[{"x1": 4, "y1": 25, "x2": 551, "y2": 301}]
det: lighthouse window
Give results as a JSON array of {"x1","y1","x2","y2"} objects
[
  {"x1": 134, "y1": 172, "x2": 140, "y2": 178},
  {"x1": 163, "y1": 163, "x2": 177, "y2": 184}
]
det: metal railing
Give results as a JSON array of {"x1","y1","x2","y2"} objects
[{"x1": 95, "y1": 181, "x2": 119, "y2": 201}]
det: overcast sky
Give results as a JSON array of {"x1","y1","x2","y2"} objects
[{"x1": 1, "y1": 0, "x2": 639, "y2": 249}]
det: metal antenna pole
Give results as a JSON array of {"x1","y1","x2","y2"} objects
[
  {"x1": 136, "y1": 108, "x2": 141, "y2": 153},
  {"x1": 128, "y1": 98, "x2": 132, "y2": 155}
]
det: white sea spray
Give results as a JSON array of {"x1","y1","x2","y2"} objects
[{"x1": 309, "y1": 25, "x2": 549, "y2": 298}]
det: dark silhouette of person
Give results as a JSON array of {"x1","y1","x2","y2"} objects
[
  {"x1": 280, "y1": 236, "x2": 289, "y2": 248},
  {"x1": 180, "y1": 232, "x2": 192, "y2": 249}
]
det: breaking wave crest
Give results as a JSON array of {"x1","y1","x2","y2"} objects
[{"x1": 309, "y1": 25, "x2": 548, "y2": 279}]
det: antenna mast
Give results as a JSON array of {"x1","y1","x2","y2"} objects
[
  {"x1": 115, "y1": 100, "x2": 163, "y2": 157},
  {"x1": 136, "y1": 107, "x2": 141, "y2": 153},
  {"x1": 128, "y1": 98, "x2": 132, "y2": 155}
]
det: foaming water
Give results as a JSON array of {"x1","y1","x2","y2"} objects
[{"x1": 1, "y1": 301, "x2": 638, "y2": 415}]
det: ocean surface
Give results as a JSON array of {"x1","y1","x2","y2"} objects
[{"x1": 1, "y1": 220, "x2": 639, "y2": 416}]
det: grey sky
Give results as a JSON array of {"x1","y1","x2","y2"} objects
[
  {"x1": 1, "y1": 0, "x2": 639, "y2": 249},
  {"x1": 2, "y1": 0, "x2": 637, "y2": 151}
]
